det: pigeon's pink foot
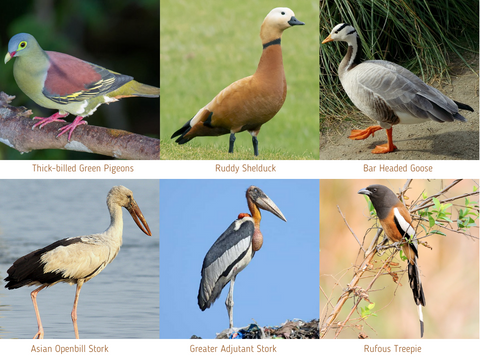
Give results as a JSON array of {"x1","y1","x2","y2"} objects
[
  {"x1": 56, "y1": 116, "x2": 87, "y2": 141},
  {"x1": 32, "y1": 112, "x2": 67, "y2": 129}
]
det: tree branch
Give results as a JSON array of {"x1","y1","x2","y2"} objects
[
  {"x1": 320, "y1": 228, "x2": 384, "y2": 338},
  {"x1": 0, "y1": 92, "x2": 159, "y2": 160}
]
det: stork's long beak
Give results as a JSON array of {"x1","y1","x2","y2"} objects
[
  {"x1": 358, "y1": 188, "x2": 372, "y2": 197},
  {"x1": 321, "y1": 34, "x2": 333, "y2": 44},
  {"x1": 255, "y1": 195, "x2": 287, "y2": 222},
  {"x1": 4, "y1": 52, "x2": 13, "y2": 64},
  {"x1": 127, "y1": 201, "x2": 152, "y2": 236}
]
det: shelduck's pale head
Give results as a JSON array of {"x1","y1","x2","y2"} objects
[
  {"x1": 260, "y1": 7, "x2": 304, "y2": 43},
  {"x1": 322, "y1": 23, "x2": 357, "y2": 45}
]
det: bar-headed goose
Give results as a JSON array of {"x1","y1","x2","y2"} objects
[{"x1": 322, "y1": 23, "x2": 474, "y2": 154}]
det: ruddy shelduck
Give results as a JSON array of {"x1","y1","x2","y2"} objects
[{"x1": 171, "y1": 7, "x2": 304, "y2": 156}]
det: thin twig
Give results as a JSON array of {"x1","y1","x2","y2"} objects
[
  {"x1": 334, "y1": 251, "x2": 397, "y2": 338},
  {"x1": 320, "y1": 228, "x2": 383, "y2": 338},
  {"x1": 338, "y1": 205, "x2": 366, "y2": 253}
]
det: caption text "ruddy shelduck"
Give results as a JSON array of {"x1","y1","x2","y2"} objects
[{"x1": 215, "y1": 164, "x2": 276, "y2": 174}]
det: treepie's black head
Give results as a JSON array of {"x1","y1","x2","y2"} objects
[{"x1": 358, "y1": 184, "x2": 400, "y2": 210}]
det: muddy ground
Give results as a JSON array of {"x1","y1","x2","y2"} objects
[{"x1": 320, "y1": 56, "x2": 479, "y2": 160}]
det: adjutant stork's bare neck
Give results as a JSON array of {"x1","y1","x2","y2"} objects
[
  {"x1": 246, "y1": 195, "x2": 263, "y2": 252},
  {"x1": 247, "y1": 195, "x2": 262, "y2": 226}
]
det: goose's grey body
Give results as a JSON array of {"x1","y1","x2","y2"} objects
[{"x1": 323, "y1": 23, "x2": 473, "y2": 153}]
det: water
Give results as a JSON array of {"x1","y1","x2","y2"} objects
[{"x1": 0, "y1": 180, "x2": 159, "y2": 339}]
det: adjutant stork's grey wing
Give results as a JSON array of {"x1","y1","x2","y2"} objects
[
  {"x1": 357, "y1": 60, "x2": 465, "y2": 123},
  {"x1": 198, "y1": 217, "x2": 255, "y2": 310}
]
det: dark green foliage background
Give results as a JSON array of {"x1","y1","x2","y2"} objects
[{"x1": 320, "y1": 0, "x2": 479, "y2": 133}]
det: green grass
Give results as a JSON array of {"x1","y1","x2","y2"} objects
[
  {"x1": 160, "y1": 140, "x2": 313, "y2": 160},
  {"x1": 320, "y1": 0, "x2": 479, "y2": 133},
  {"x1": 160, "y1": 0, "x2": 319, "y2": 160}
]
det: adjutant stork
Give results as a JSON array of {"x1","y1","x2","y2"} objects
[
  {"x1": 4, "y1": 185, "x2": 151, "y2": 339},
  {"x1": 198, "y1": 185, "x2": 286, "y2": 328}
]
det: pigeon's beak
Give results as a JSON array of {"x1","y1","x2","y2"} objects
[{"x1": 4, "y1": 51, "x2": 14, "y2": 64}]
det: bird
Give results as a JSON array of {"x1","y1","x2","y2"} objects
[
  {"x1": 322, "y1": 23, "x2": 474, "y2": 154},
  {"x1": 358, "y1": 184, "x2": 426, "y2": 337},
  {"x1": 4, "y1": 33, "x2": 159, "y2": 141},
  {"x1": 171, "y1": 7, "x2": 304, "y2": 156},
  {"x1": 198, "y1": 186, "x2": 287, "y2": 328},
  {"x1": 3, "y1": 185, "x2": 152, "y2": 339}
]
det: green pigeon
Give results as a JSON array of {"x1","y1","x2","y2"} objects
[{"x1": 4, "y1": 33, "x2": 159, "y2": 141}]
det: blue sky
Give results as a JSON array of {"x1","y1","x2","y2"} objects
[{"x1": 159, "y1": 179, "x2": 319, "y2": 339}]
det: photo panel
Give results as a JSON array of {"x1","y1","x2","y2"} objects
[
  {"x1": 0, "y1": 179, "x2": 159, "y2": 339},
  {"x1": 320, "y1": 179, "x2": 479, "y2": 339},
  {"x1": 160, "y1": 179, "x2": 319, "y2": 338}
]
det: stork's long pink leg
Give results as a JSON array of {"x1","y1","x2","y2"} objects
[
  {"x1": 57, "y1": 116, "x2": 88, "y2": 141},
  {"x1": 71, "y1": 280, "x2": 84, "y2": 339},
  {"x1": 31, "y1": 284, "x2": 48, "y2": 339}
]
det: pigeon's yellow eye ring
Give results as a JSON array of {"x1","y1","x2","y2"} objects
[{"x1": 18, "y1": 41, "x2": 27, "y2": 50}]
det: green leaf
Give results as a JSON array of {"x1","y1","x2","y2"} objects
[{"x1": 419, "y1": 223, "x2": 427, "y2": 234}]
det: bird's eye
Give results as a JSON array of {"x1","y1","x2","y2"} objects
[
  {"x1": 281, "y1": 11, "x2": 285, "y2": 15},
  {"x1": 19, "y1": 41, "x2": 27, "y2": 49}
]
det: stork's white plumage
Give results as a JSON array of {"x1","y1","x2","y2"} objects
[
  {"x1": 4, "y1": 185, "x2": 151, "y2": 339},
  {"x1": 198, "y1": 186, "x2": 286, "y2": 329}
]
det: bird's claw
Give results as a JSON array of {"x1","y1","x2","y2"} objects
[
  {"x1": 348, "y1": 126, "x2": 383, "y2": 140},
  {"x1": 372, "y1": 143, "x2": 397, "y2": 154},
  {"x1": 32, "y1": 114, "x2": 67, "y2": 130},
  {"x1": 56, "y1": 117, "x2": 87, "y2": 141}
]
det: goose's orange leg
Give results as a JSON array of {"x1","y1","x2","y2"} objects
[
  {"x1": 371, "y1": 128, "x2": 397, "y2": 154},
  {"x1": 348, "y1": 126, "x2": 383, "y2": 140}
]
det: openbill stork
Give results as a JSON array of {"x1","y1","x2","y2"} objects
[
  {"x1": 4, "y1": 185, "x2": 151, "y2": 339},
  {"x1": 198, "y1": 185, "x2": 286, "y2": 328}
]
